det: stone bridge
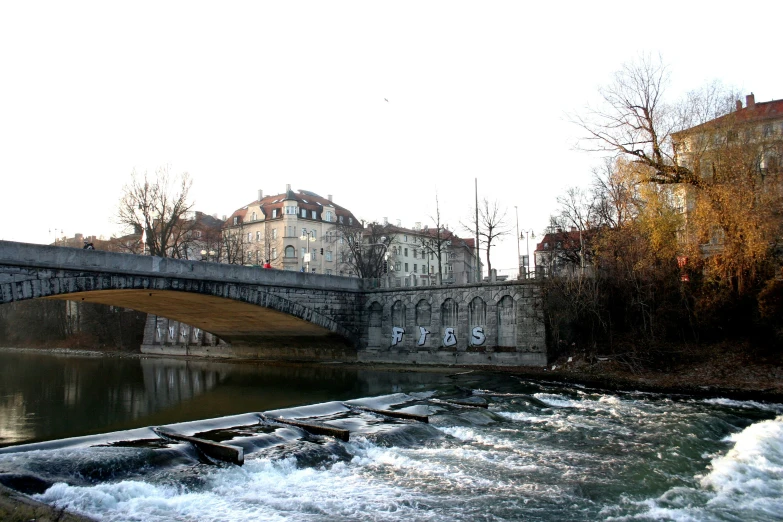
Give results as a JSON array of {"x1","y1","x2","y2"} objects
[{"x1": 0, "y1": 240, "x2": 548, "y2": 366}]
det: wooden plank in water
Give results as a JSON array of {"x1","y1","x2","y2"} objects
[
  {"x1": 259, "y1": 415, "x2": 350, "y2": 442},
  {"x1": 438, "y1": 399, "x2": 489, "y2": 409},
  {"x1": 344, "y1": 404, "x2": 429, "y2": 423},
  {"x1": 153, "y1": 427, "x2": 244, "y2": 466}
]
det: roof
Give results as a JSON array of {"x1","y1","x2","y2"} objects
[
  {"x1": 225, "y1": 189, "x2": 357, "y2": 227},
  {"x1": 673, "y1": 96, "x2": 783, "y2": 139},
  {"x1": 363, "y1": 223, "x2": 476, "y2": 251}
]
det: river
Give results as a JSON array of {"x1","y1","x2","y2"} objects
[{"x1": 0, "y1": 348, "x2": 781, "y2": 521}]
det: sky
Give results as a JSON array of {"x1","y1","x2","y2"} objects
[{"x1": 1, "y1": 1, "x2": 781, "y2": 277}]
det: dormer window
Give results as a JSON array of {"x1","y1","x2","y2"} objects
[
  {"x1": 251, "y1": 212, "x2": 257, "y2": 221},
  {"x1": 301, "y1": 208, "x2": 307, "y2": 218},
  {"x1": 272, "y1": 209, "x2": 278, "y2": 218},
  {"x1": 339, "y1": 215, "x2": 344, "y2": 223},
  {"x1": 325, "y1": 210, "x2": 333, "y2": 222},
  {"x1": 285, "y1": 205, "x2": 296, "y2": 215},
  {"x1": 312, "y1": 210, "x2": 317, "y2": 219},
  {"x1": 233, "y1": 216, "x2": 239, "y2": 225}
]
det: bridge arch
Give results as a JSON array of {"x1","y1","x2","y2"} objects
[{"x1": 1, "y1": 273, "x2": 359, "y2": 347}]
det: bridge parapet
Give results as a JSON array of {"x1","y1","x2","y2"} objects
[{"x1": 0, "y1": 241, "x2": 364, "y2": 292}]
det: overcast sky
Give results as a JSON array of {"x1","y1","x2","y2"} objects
[{"x1": 1, "y1": 1, "x2": 780, "y2": 275}]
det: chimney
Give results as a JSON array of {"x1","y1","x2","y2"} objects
[
  {"x1": 257, "y1": 189, "x2": 263, "y2": 201},
  {"x1": 414, "y1": 222, "x2": 421, "y2": 230},
  {"x1": 286, "y1": 184, "x2": 291, "y2": 192},
  {"x1": 222, "y1": 215, "x2": 227, "y2": 221},
  {"x1": 383, "y1": 217, "x2": 388, "y2": 225},
  {"x1": 327, "y1": 194, "x2": 333, "y2": 202},
  {"x1": 736, "y1": 99, "x2": 743, "y2": 111},
  {"x1": 746, "y1": 93, "x2": 755, "y2": 110}
]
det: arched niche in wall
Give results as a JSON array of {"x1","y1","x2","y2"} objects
[
  {"x1": 368, "y1": 301, "x2": 383, "y2": 349},
  {"x1": 468, "y1": 296, "x2": 486, "y2": 328},
  {"x1": 391, "y1": 300, "x2": 406, "y2": 328},
  {"x1": 415, "y1": 299, "x2": 431, "y2": 326},
  {"x1": 497, "y1": 295, "x2": 516, "y2": 347}
]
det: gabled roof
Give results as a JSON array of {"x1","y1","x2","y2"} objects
[{"x1": 673, "y1": 96, "x2": 783, "y2": 139}]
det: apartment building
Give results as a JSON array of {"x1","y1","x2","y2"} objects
[
  {"x1": 223, "y1": 186, "x2": 358, "y2": 273},
  {"x1": 374, "y1": 221, "x2": 481, "y2": 286}
]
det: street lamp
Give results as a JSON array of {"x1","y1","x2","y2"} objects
[
  {"x1": 299, "y1": 230, "x2": 316, "y2": 273},
  {"x1": 200, "y1": 249, "x2": 216, "y2": 262},
  {"x1": 521, "y1": 229, "x2": 535, "y2": 278}
]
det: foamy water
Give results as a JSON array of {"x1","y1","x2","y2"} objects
[{"x1": 2, "y1": 381, "x2": 781, "y2": 521}]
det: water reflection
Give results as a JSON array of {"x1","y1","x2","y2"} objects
[{"x1": 0, "y1": 349, "x2": 451, "y2": 447}]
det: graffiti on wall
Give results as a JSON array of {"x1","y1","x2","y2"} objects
[{"x1": 391, "y1": 325, "x2": 486, "y2": 347}]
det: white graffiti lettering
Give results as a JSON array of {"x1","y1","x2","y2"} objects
[
  {"x1": 391, "y1": 327, "x2": 405, "y2": 346},
  {"x1": 417, "y1": 327, "x2": 430, "y2": 346},
  {"x1": 471, "y1": 326, "x2": 486, "y2": 346},
  {"x1": 443, "y1": 328, "x2": 457, "y2": 347}
]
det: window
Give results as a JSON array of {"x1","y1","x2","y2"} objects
[
  {"x1": 312, "y1": 210, "x2": 317, "y2": 219},
  {"x1": 413, "y1": 249, "x2": 417, "y2": 259},
  {"x1": 272, "y1": 209, "x2": 278, "y2": 218},
  {"x1": 301, "y1": 208, "x2": 307, "y2": 218},
  {"x1": 326, "y1": 269, "x2": 332, "y2": 275},
  {"x1": 325, "y1": 210, "x2": 333, "y2": 222},
  {"x1": 395, "y1": 262, "x2": 401, "y2": 271},
  {"x1": 301, "y1": 247, "x2": 307, "y2": 258},
  {"x1": 326, "y1": 250, "x2": 333, "y2": 262},
  {"x1": 339, "y1": 215, "x2": 344, "y2": 223},
  {"x1": 349, "y1": 218, "x2": 353, "y2": 225},
  {"x1": 271, "y1": 247, "x2": 277, "y2": 259},
  {"x1": 195, "y1": 230, "x2": 202, "y2": 239},
  {"x1": 404, "y1": 235, "x2": 408, "y2": 242},
  {"x1": 405, "y1": 263, "x2": 409, "y2": 272},
  {"x1": 233, "y1": 216, "x2": 239, "y2": 225},
  {"x1": 287, "y1": 226, "x2": 295, "y2": 237},
  {"x1": 272, "y1": 229, "x2": 278, "y2": 239},
  {"x1": 251, "y1": 212, "x2": 257, "y2": 221},
  {"x1": 247, "y1": 232, "x2": 252, "y2": 242},
  {"x1": 285, "y1": 246, "x2": 295, "y2": 258},
  {"x1": 763, "y1": 124, "x2": 773, "y2": 137},
  {"x1": 414, "y1": 264, "x2": 417, "y2": 273},
  {"x1": 302, "y1": 227, "x2": 307, "y2": 238},
  {"x1": 430, "y1": 252, "x2": 434, "y2": 260},
  {"x1": 256, "y1": 231, "x2": 261, "y2": 241},
  {"x1": 311, "y1": 229, "x2": 316, "y2": 239},
  {"x1": 285, "y1": 205, "x2": 296, "y2": 215},
  {"x1": 404, "y1": 248, "x2": 408, "y2": 257}
]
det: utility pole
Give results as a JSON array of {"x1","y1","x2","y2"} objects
[
  {"x1": 475, "y1": 178, "x2": 481, "y2": 283},
  {"x1": 515, "y1": 206, "x2": 521, "y2": 279}
]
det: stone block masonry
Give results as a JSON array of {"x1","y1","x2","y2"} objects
[{"x1": 0, "y1": 240, "x2": 548, "y2": 367}]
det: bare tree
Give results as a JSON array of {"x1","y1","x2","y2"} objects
[
  {"x1": 117, "y1": 166, "x2": 193, "y2": 257},
  {"x1": 335, "y1": 221, "x2": 396, "y2": 279},
  {"x1": 420, "y1": 193, "x2": 451, "y2": 284},
  {"x1": 573, "y1": 54, "x2": 697, "y2": 185},
  {"x1": 221, "y1": 224, "x2": 246, "y2": 265},
  {"x1": 463, "y1": 198, "x2": 511, "y2": 277}
]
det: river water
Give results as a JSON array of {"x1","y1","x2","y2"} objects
[{"x1": 0, "y1": 348, "x2": 781, "y2": 521}]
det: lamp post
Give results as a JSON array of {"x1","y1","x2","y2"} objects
[
  {"x1": 521, "y1": 229, "x2": 535, "y2": 278},
  {"x1": 299, "y1": 230, "x2": 316, "y2": 273},
  {"x1": 200, "y1": 249, "x2": 216, "y2": 262}
]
